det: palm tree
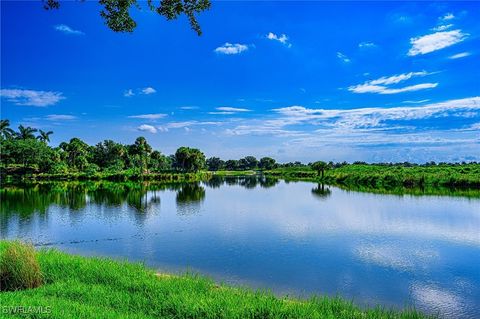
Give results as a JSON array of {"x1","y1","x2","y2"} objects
[
  {"x1": 311, "y1": 161, "x2": 329, "y2": 179},
  {"x1": 16, "y1": 125, "x2": 38, "y2": 140},
  {"x1": 0, "y1": 119, "x2": 15, "y2": 139},
  {"x1": 37, "y1": 129, "x2": 53, "y2": 144}
]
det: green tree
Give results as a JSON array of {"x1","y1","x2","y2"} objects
[
  {"x1": 44, "y1": 0, "x2": 211, "y2": 35},
  {"x1": 93, "y1": 139, "x2": 126, "y2": 170},
  {"x1": 149, "y1": 150, "x2": 172, "y2": 172},
  {"x1": 16, "y1": 125, "x2": 37, "y2": 140},
  {"x1": 37, "y1": 129, "x2": 53, "y2": 144},
  {"x1": 311, "y1": 161, "x2": 329, "y2": 179},
  {"x1": 206, "y1": 157, "x2": 224, "y2": 171},
  {"x1": 60, "y1": 138, "x2": 91, "y2": 171},
  {"x1": 224, "y1": 159, "x2": 238, "y2": 171},
  {"x1": 174, "y1": 147, "x2": 205, "y2": 172},
  {"x1": 128, "y1": 137, "x2": 152, "y2": 173},
  {"x1": 0, "y1": 119, "x2": 15, "y2": 140},
  {"x1": 244, "y1": 156, "x2": 258, "y2": 170},
  {"x1": 1, "y1": 138, "x2": 55, "y2": 172},
  {"x1": 259, "y1": 157, "x2": 276, "y2": 170}
]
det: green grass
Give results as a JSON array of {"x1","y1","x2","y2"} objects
[
  {"x1": 0, "y1": 241, "x2": 433, "y2": 319},
  {"x1": 1, "y1": 169, "x2": 212, "y2": 183},
  {"x1": 212, "y1": 170, "x2": 257, "y2": 176},
  {"x1": 266, "y1": 164, "x2": 480, "y2": 189}
]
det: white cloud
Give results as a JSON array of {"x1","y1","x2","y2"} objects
[
  {"x1": 54, "y1": 24, "x2": 84, "y2": 35},
  {"x1": 180, "y1": 106, "x2": 199, "y2": 110},
  {"x1": 214, "y1": 43, "x2": 249, "y2": 55},
  {"x1": 128, "y1": 113, "x2": 167, "y2": 120},
  {"x1": 402, "y1": 99, "x2": 430, "y2": 104},
  {"x1": 266, "y1": 32, "x2": 291, "y2": 48},
  {"x1": 224, "y1": 97, "x2": 480, "y2": 141},
  {"x1": 124, "y1": 87, "x2": 156, "y2": 96},
  {"x1": 369, "y1": 71, "x2": 432, "y2": 85},
  {"x1": 449, "y1": 52, "x2": 471, "y2": 59},
  {"x1": 124, "y1": 89, "x2": 134, "y2": 97},
  {"x1": 432, "y1": 24, "x2": 453, "y2": 32},
  {"x1": 141, "y1": 87, "x2": 156, "y2": 95},
  {"x1": 216, "y1": 107, "x2": 250, "y2": 112},
  {"x1": 440, "y1": 13, "x2": 455, "y2": 21},
  {"x1": 156, "y1": 121, "x2": 221, "y2": 132},
  {"x1": 274, "y1": 97, "x2": 480, "y2": 129},
  {"x1": 408, "y1": 30, "x2": 468, "y2": 56},
  {"x1": 0, "y1": 88, "x2": 65, "y2": 106},
  {"x1": 348, "y1": 71, "x2": 437, "y2": 94},
  {"x1": 350, "y1": 83, "x2": 438, "y2": 95},
  {"x1": 336, "y1": 52, "x2": 351, "y2": 63},
  {"x1": 358, "y1": 41, "x2": 376, "y2": 48},
  {"x1": 45, "y1": 114, "x2": 77, "y2": 121},
  {"x1": 138, "y1": 124, "x2": 157, "y2": 134}
]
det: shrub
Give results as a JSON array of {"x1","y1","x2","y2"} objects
[{"x1": 0, "y1": 241, "x2": 42, "y2": 291}]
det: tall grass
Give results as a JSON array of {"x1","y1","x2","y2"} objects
[
  {"x1": 0, "y1": 241, "x2": 43, "y2": 291},
  {"x1": 0, "y1": 240, "x2": 434, "y2": 318}
]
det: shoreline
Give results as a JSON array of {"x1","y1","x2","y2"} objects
[{"x1": 0, "y1": 241, "x2": 435, "y2": 319}]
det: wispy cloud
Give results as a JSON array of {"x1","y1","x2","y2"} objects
[
  {"x1": 337, "y1": 52, "x2": 351, "y2": 63},
  {"x1": 223, "y1": 98, "x2": 480, "y2": 148},
  {"x1": 266, "y1": 32, "x2": 291, "y2": 48},
  {"x1": 124, "y1": 87, "x2": 156, "y2": 97},
  {"x1": 54, "y1": 24, "x2": 85, "y2": 35},
  {"x1": 432, "y1": 24, "x2": 453, "y2": 32},
  {"x1": 408, "y1": 30, "x2": 468, "y2": 56},
  {"x1": 0, "y1": 88, "x2": 65, "y2": 106},
  {"x1": 217, "y1": 107, "x2": 250, "y2": 112},
  {"x1": 156, "y1": 121, "x2": 221, "y2": 132},
  {"x1": 449, "y1": 52, "x2": 471, "y2": 59},
  {"x1": 180, "y1": 106, "x2": 199, "y2": 110},
  {"x1": 214, "y1": 43, "x2": 249, "y2": 55},
  {"x1": 358, "y1": 42, "x2": 376, "y2": 48},
  {"x1": 348, "y1": 71, "x2": 437, "y2": 94},
  {"x1": 402, "y1": 99, "x2": 430, "y2": 104},
  {"x1": 46, "y1": 114, "x2": 77, "y2": 121},
  {"x1": 209, "y1": 107, "x2": 251, "y2": 115},
  {"x1": 440, "y1": 13, "x2": 455, "y2": 21},
  {"x1": 138, "y1": 124, "x2": 157, "y2": 134},
  {"x1": 128, "y1": 113, "x2": 167, "y2": 120},
  {"x1": 141, "y1": 87, "x2": 156, "y2": 95}
]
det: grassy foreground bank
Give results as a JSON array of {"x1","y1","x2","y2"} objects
[{"x1": 0, "y1": 241, "x2": 432, "y2": 319}]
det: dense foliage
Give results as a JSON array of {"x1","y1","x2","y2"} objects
[
  {"x1": 1, "y1": 120, "x2": 479, "y2": 190},
  {"x1": 0, "y1": 120, "x2": 210, "y2": 176},
  {"x1": 0, "y1": 120, "x2": 281, "y2": 178},
  {"x1": 0, "y1": 240, "x2": 433, "y2": 318},
  {"x1": 43, "y1": 0, "x2": 211, "y2": 35}
]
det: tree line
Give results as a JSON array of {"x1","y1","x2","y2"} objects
[
  {"x1": 0, "y1": 120, "x2": 281, "y2": 175},
  {"x1": 1, "y1": 120, "x2": 476, "y2": 176}
]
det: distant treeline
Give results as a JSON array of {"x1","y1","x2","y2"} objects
[{"x1": 1, "y1": 120, "x2": 479, "y2": 184}]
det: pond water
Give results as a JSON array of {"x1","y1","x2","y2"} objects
[{"x1": 1, "y1": 177, "x2": 479, "y2": 318}]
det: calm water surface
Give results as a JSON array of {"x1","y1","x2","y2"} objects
[{"x1": 1, "y1": 177, "x2": 479, "y2": 318}]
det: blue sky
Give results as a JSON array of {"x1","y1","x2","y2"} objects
[{"x1": 1, "y1": 1, "x2": 479, "y2": 163}]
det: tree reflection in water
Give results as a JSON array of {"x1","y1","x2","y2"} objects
[
  {"x1": 311, "y1": 183, "x2": 332, "y2": 200},
  {"x1": 175, "y1": 183, "x2": 206, "y2": 216}
]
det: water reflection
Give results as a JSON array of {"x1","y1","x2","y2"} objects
[
  {"x1": 176, "y1": 183, "x2": 206, "y2": 216},
  {"x1": 311, "y1": 184, "x2": 332, "y2": 199},
  {"x1": 1, "y1": 178, "x2": 479, "y2": 318}
]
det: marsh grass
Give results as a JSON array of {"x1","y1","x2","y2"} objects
[
  {"x1": 0, "y1": 241, "x2": 43, "y2": 292},
  {"x1": 0, "y1": 240, "x2": 434, "y2": 318}
]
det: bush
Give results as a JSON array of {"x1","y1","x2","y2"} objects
[{"x1": 0, "y1": 241, "x2": 43, "y2": 291}]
